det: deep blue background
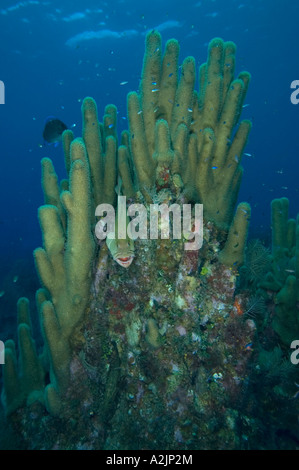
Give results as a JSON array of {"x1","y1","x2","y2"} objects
[{"x1": 0, "y1": 0, "x2": 299, "y2": 339}]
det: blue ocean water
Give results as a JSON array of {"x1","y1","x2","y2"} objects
[{"x1": 0, "y1": 0, "x2": 298, "y2": 342}]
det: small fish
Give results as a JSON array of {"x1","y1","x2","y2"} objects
[
  {"x1": 285, "y1": 269, "x2": 295, "y2": 273},
  {"x1": 120, "y1": 81, "x2": 128, "y2": 85},
  {"x1": 205, "y1": 12, "x2": 218, "y2": 18},
  {"x1": 43, "y1": 116, "x2": 67, "y2": 146},
  {"x1": 211, "y1": 166, "x2": 218, "y2": 170},
  {"x1": 245, "y1": 342, "x2": 253, "y2": 351}
]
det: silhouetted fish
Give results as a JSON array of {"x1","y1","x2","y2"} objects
[{"x1": 43, "y1": 116, "x2": 67, "y2": 145}]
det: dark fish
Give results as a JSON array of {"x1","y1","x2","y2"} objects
[{"x1": 43, "y1": 116, "x2": 67, "y2": 145}]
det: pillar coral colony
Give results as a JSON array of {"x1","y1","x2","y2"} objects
[{"x1": 95, "y1": 196, "x2": 203, "y2": 251}]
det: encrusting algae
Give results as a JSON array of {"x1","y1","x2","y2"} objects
[{"x1": 1, "y1": 31, "x2": 299, "y2": 450}]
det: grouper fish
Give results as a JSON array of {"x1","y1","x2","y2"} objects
[{"x1": 105, "y1": 180, "x2": 134, "y2": 268}]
